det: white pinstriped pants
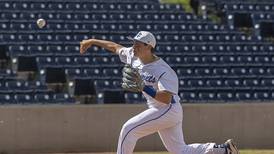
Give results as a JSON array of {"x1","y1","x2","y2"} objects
[{"x1": 116, "y1": 102, "x2": 226, "y2": 154}]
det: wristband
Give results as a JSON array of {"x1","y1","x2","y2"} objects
[{"x1": 143, "y1": 85, "x2": 157, "y2": 98}]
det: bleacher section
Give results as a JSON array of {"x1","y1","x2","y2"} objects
[{"x1": 1, "y1": 0, "x2": 274, "y2": 104}]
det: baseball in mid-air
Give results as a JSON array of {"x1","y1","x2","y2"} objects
[{"x1": 37, "y1": 18, "x2": 46, "y2": 28}]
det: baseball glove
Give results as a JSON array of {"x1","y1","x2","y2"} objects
[{"x1": 121, "y1": 64, "x2": 144, "y2": 92}]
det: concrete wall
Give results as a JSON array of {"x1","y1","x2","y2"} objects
[{"x1": 0, "y1": 103, "x2": 273, "y2": 154}]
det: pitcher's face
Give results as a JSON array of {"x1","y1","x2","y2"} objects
[{"x1": 133, "y1": 41, "x2": 150, "y2": 57}]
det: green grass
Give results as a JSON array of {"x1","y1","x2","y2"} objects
[
  {"x1": 160, "y1": 0, "x2": 192, "y2": 13},
  {"x1": 161, "y1": 0, "x2": 222, "y2": 23},
  {"x1": 239, "y1": 150, "x2": 274, "y2": 154}
]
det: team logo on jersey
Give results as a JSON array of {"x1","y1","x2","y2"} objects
[{"x1": 141, "y1": 72, "x2": 156, "y2": 83}]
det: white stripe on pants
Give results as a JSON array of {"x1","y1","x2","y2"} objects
[{"x1": 117, "y1": 102, "x2": 225, "y2": 154}]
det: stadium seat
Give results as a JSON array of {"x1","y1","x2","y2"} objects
[
  {"x1": 0, "y1": 94, "x2": 15, "y2": 104},
  {"x1": 96, "y1": 90, "x2": 125, "y2": 104},
  {"x1": 179, "y1": 90, "x2": 198, "y2": 102},
  {"x1": 225, "y1": 78, "x2": 243, "y2": 87},
  {"x1": 6, "y1": 80, "x2": 33, "y2": 93},
  {"x1": 176, "y1": 67, "x2": 194, "y2": 77},
  {"x1": 15, "y1": 94, "x2": 35, "y2": 104},
  {"x1": 235, "y1": 91, "x2": 253, "y2": 100},
  {"x1": 194, "y1": 67, "x2": 212, "y2": 76},
  {"x1": 206, "y1": 79, "x2": 224, "y2": 87},
  {"x1": 36, "y1": 56, "x2": 57, "y2": 68},
  {"x1": 198, "y1": 91, "x2": 217, "y2": 101},
  {"x1": 34, "y1": 93, "x2": 54, "y2": 104},
  {"x1": 53, "y1": 93, "x2": 75, "y2": 104},
  {"x1": 83, "y1": 68, "x2": 103, "y2": 78},
  {"x1": 1, "y1": 0, "x2": 274, "y2": 104},
  {"x1": 187, "y1": 79, "x2": 205, "y2": 87},
  {"x1": 103, "y1": 68, "x2": 121, "y2": 78},
  {"x1": 124, "y1": 92, "x2": 145, "y2": 103},
  {"x1": 216, "y1": 91, "x2": 235, "y2": 102},
  {"x1": 94, "y1": 80, "x2": 115, "y2": 90},
  {"x1": 9, "y1": 45, "x2": 29, "y2": 56}
]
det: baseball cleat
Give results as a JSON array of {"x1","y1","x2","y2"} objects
[{"x1": 225, "y1": 139, "x2": 239, "y2": 154}]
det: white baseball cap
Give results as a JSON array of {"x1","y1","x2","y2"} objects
[{"x1": 127, "y1": 31, "x2": 156, "y2": 48}]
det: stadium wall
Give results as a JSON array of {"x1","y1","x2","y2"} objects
[{"x1": 0, "y1": 103, "x2": 273, "y2": 153}]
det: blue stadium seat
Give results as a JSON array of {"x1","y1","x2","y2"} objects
[
  {"x1": 0, "y1": 94, "x2": 15, "y2": 104},
  {"x1": 19, "y1": 34, "x2": 35, "y2": 42},
  {"x1": 74, "y1": 56, "x2": 92, "y2": 67},
  {"x1": 65, "y1": 2, "x2": 83, "y2": 11},
  {"x1": 243, "y1": 78, "x2": 260, "y2": 87},
  {"x1": 0, "y1": 2, "x2": 11, "y2": 10},
  {"x1": 46, "y1": 45, "x2": 64, "y2": 54},
  {"x1": 48, "y1": 2, "x2": 65, "y2": 11},
  {"x1": 53, "y1": 93, "x2": 75, "y2": 104},
  {"x1": 254, "y1": 56, "x2": 270, "y2": 63},
  {"x1": 206, "y1": 79, "x2": 224, "y2": 87},
  {"x1": 235, "y1": 91, "x2": 253, "y2": 100},
  {"x1": 1, "y1": 0, "x2": 274, "y2": 104},
  {"x1": 225, "y1": 78, "x2": 243, "y2": 87},
  {"x1": 15, "y1": 94, "x2": 35, "y2": 104},
  {"x1": 31, "y1": 81, "x2": 50, "y2": 93},
  {"x1": 94, "y1": 80, "x2": 115, "y2": 90},
  {"x1": 179, "y1": 90, "x2": 197, "y2": 102},
  {"x1": 85, "y1": 3, "x2": 101, "y2": 11},
  {"x1": 103, "y1": 68, "x2": 121, "y2": 77},
  {"x1": 187, "y1": 79, "x2": 205, "y2": 87},
  {"x1": 236, "y1": 55, "x2": 253, "y2": 63},
  {"x1": 220, "y1": 55, "x2": 236, "y2": 64},
  {"x1": 11, "y1": 23, "x2": 29, "y2": 31},
  {"x1": 110, "y1": 56, "x2": 121, "y2": 63},
  {"x1": 125, "y1": 92, "x2": 145, "y2": 103},
  {"x1": 198, "y1": 91, "x2": 217, "y2": 101},
  {"x1": 6, "y1": 80, "x2": 33, "y2": 93},
  {"x1": 194, "y1": 67, "x2": 212, "y2": 76},
  {"x1": 57, "y1": 56, "x2": 74, "y2": 67},
  {"x1": 34, "y1": 93, "x2": 54, "y2": 104},
  {"x1": 8, "y1": 45, "x2": 29, "y2": 56},
  {"x1": 231, "y1": 67, "x2": 248, "y2": 76},
  {"x1": 0, "y1": 82, "x2": 12, "y2": 93},
  {"x1": 84, "y1": 68, "x2": 103, "y2": 78},
  {"x1": 29, "y1": 45, "x2": 52, "y2": 56},
  {"x1": 37, "y1": 34, "x2": 55, "y2": 42},
  {"x1": 65, "y1": 68, "x2": 84, "y2": 78},
  {"x1": 249, "y1": 67, "x2": 266, "y2": 75},
  {"x1": 176, "y1": 67, "x2": 194, "y2": 77},
  {"x1": 261, "y1": 78, "x2": 274, "y2": 88},
  {"x1": 216, "y1": 91, "x2": 235, "y2": 101},
  {"x1": 36, "y1": 56, "x2": 56, "y2": 68},
  {"x1": 32, "y1": 2, "x2": 49, "y2": 10},
  {"x1": 47, "y1": 23, "x2": 65, "y2": 30},
  {"x1": 165, "y1": 56, "x2": 182, "y2": 64},
  {"x1": 184, "y1": 56, "x2": 201, "y2": 64}
]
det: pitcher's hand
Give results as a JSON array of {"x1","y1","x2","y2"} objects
[{"x1": 80, "y1": 39, "x2": 93, "y2": 54}]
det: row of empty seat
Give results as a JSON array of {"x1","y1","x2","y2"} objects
[
  {"x1": 0, "y1": 2, "x2": 181, "y2": 12},
  {"x1": 1, "y1": 0, "x2": 274, "y2": 103},
  {"x1": 0, "y1": 21, "x2": 235, "y2": 32},
  {"x1": 180, "y1": 90, "x2": 274, "y2": 102},
  {"x1": 0, "y1": 93, "x2": 75, "y2": 104},
  {"x1": 33, "y1": 55, "x2": 274, "y2": 68},
  {"x1": 1, "y1": 33, "x2": 263, "y2": 44}
]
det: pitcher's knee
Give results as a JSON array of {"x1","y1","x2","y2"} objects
[{"x1": 119, "y1": 123, "x2": 139, "y2": 142}]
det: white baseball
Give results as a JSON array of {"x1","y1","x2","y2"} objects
[{"x1": 37, "y1": 18, "x2": 46, "y2": 28}]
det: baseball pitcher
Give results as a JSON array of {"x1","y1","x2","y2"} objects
[{"x1": 80, "y1": 31, "x2": 239, "y2": 154}]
